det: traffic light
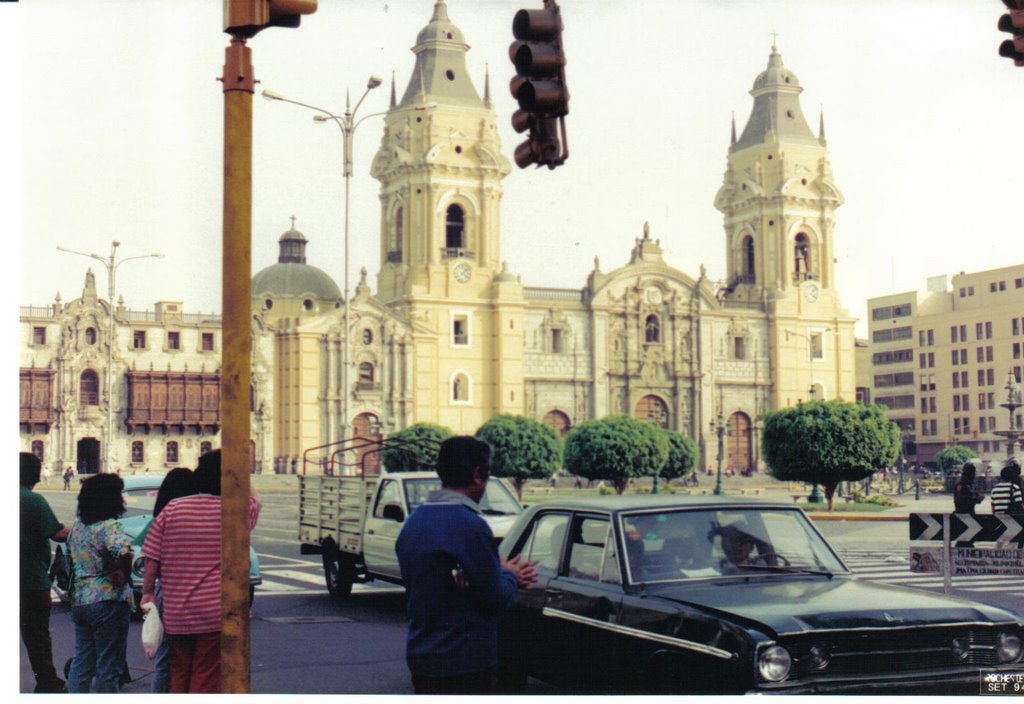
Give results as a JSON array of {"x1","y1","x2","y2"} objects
[
  {"x1": 509, "y1": 1, "x2": 569, "y2": 169},
  {"x1": 224, "y1": 0, "x2": 318, "y2": 38},
  {"x1": 998, "y1": 0, "x2": 1024, "y2": 66}
]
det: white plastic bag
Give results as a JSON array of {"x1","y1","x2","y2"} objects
[{"x1": 140, "y1": 602, "x2": 164, "y2": 660}]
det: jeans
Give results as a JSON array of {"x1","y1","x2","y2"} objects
[
  {"x1": 68, "y1": 600, "x2": 130, "y2": 693},
  {"x1": 149, "y1": 585, "x2": 170, "y2": 693}
]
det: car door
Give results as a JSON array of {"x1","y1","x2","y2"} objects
[
  {"x1": 500, "y1": 510, "x2": 571, "y2": 685},
  {"x1": 361, "y1": 478, "x2": 405, "y2": 579},
  {"x1": 543, "y1": 512, "x2": 625, "y2": 691}
]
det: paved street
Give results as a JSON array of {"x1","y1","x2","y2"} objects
[{"x1": 20, "y1": 479, "x2": 1023, "y2": 693}]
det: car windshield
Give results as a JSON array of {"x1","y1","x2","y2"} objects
[
  {"x1": 403, "y1": 477, "x2": 522, "y2": 515},
  {"x1": 122, "y1": 487, "x2": 160, "y2": 519},
  {"x1": 620, "y1": 507, "x2": 847, "y2": 583}
]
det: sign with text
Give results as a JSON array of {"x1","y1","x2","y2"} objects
[{"x1": 910, "y1": 546, "x2": 1024, "y2": 576}]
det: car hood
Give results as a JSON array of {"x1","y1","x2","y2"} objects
[{"x1": 649, "y1": 575, "x2": 1021, "y2": 635}]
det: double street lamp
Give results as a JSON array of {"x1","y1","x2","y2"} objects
[
  {"x1": 262, "y1": 77, "x2": 383, "y2": 444},
  {"x1": 57, "y1": 241, "x2": 164, "y2": 473}
]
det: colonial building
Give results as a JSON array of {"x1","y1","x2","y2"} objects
[
  {"x1": 20, "y1": 1, "x2": 858, "y2": 477},
  {"x1": 866, "y1": 266, "x2": 1024, "y2": 465}
]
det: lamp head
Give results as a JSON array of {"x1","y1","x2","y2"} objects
[
  {"x1": 367, "y1": 76, "x2": 383, "y2": 89},
  {"x1": 261, "y1": 89, "x2": 284, "y2": 101}
]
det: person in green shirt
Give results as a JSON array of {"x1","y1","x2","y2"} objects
[{"x1": 20, "y1": 452, "x2": 69, "y2": 693}]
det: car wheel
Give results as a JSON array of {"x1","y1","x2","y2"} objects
[{"x1": 323, "y1": 545, "x2": 355, "y2": 601}]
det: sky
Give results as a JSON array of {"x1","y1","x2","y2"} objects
[{"x1": 8, "y1": 1, "x2": 1024, "y2": 339}]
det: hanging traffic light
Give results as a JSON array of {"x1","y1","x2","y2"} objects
[
  {"x1": 509, "y1": 1, "x2": 569, "y2": 169},
  {"x1": 998, "y1": 0, "x2": 1024, "y2": 66},
  {"x1": 224, "y1": 0, "x2": 318, "y2": 38}
]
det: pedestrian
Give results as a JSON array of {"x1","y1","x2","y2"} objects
[
  {"x1": 953, "y1": 463, "x2": 984, "y2": 515},
  {"x1": 135, "y1": 468, "x2": 198, "y2": 694},
  {"x1": 395, "y1": 436, "x2": 537, "y2": 694},
  {"x1": 140, "y1": 450, "x2": 260, "y2": 693},
  {"x1": 20, "y1": 452, "x2": 69, "y2": 693},
  {"x1": 63, "y1": 466, "x2": 74, "y2": 491},
  {"x1": 66, "y1": 473, "x2": 135, "y2": 693},
  {"x1": 991, "y1": 463, "x2": 1024, "y2": 515}
]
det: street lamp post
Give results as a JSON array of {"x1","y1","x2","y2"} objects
[
  {"x1": 806, "y1": 384, "x2": 823, "y2": 504},
  {"x1": 57, "y1": 242, "x2": 164, "y2": 473},
  {"x1": 262, "y1": 77, "x2": 382, "y2": 448},
  {"x1": 710, "y1": 411, "x2": 728, "y2": 496}
]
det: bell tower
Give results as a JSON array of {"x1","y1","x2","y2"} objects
[
  {"x1": 369, "y1": 0, "x2": 522, "y2": 431},
  {"x1": 714, "y1": 43, "x2": 856, "y2": 407}
]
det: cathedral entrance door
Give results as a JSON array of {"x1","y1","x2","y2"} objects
[
  {"x1": 352, "y1": 413, "x2": 383, "y2": 475},
  {"x1": 727, "y1": 412, "x2": 752, "y2": 473},
  {"x1": 77, "y1": 437, "x2": 100, "y2": 474}
]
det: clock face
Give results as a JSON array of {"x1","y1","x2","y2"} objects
[
  {"x1": 454, "y1": 262, "x2": 472, "y2": 283},
  {"x1": 804, "y1": 283, "x2": 819, "y2": 302}
]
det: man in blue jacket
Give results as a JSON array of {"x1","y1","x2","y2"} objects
[{"x1": 396, "y1": 436, "x2": 536, "y2": 694}]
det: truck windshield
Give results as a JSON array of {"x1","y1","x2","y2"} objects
[{"x1": 404, "y1": 478, "x2": 522, "y2": 515}]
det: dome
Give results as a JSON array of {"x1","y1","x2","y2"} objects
[
  {"x1": 251, "y1": 263, "x2": 341, "y2": 301},
  {"x1": 251, "y1": 219, "x2": 341, "y2": 301},
  {"x1": 415, "y1": 0, "x2": 467, "y2": 47},
  {"x1": 752, "y1": 45, "x2": 801, "y2": 92}
]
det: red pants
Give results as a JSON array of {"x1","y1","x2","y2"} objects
[{"x1": 168, "y1": 632, "x2": 220, "y2": 693}]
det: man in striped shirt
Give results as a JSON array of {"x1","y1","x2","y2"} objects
[
  {"x1": 991, "y1": 462, "x2": 1024, "y2": 515},
  {"x1": 140, "y1": 451, "x2": 260, "y2": 693}
]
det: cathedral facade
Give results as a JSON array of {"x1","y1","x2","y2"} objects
[{"x1": 19, "y1": 1, "x2": 856, "y2": 477}]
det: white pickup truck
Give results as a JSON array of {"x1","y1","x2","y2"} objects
[{"x1": 298, "y1": 471, "x2": 524, "y2": 599}]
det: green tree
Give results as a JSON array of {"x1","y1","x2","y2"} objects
[
  {"x1": 563, "y1": 416, "x2": 669, "y2": 494},
  {"x1": 934, "y1": 445, "x2": 978, "y2": 475},
  {"x1": 476, "y1": 415, "x2": 562, "y2": 501},
  {"x1": 761, "y1": 400, "x2": 900, "y2": 511},
  {"x1": 381, "y1": 422, "x2": 453, "y2": 473},
  {"x1": 660, "y1": 430, "x2": 698, "y2": 483}
]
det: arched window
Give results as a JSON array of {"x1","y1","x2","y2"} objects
[
  {"x1": 445, "y1": 204, "x2": 465, "y2": 250},
  {"x1": 80, "y1": 370, "x2": 99, "y2": 406},
  {"x1": 31, "y1": 440, "x2": 44, "y2": 462},
  {"x1": 390, "y1": 207, "x2": 403, "y2": 261},
  {"x1": 542, "y1": 410, "x2": 571, "y2": 437},
  {"x1": 166, "y1": 441, "x2": 179, "y2": 465},
  {"x1": 634, "y1": 395, "x2": 669, "y2": 428},
  {"x1": 358, "y1": 362, "x2": 375, "y2": 385},
  {"x1": 200, "y1": 441, "x2": 212, "y2": 456},
  {"x1": 645, "y1": 315, "x2": 661, "y2": 343},
  {"x1": 131, "y1": 441, "x2": 144, "y2": 464},
  {"x1": 452, "y1": 372, "x2": 470, "y2": 403},
  {"x1": 794, "y1": 233, "x2": 812, "y2": 281},
  {"x1": 85, "y1": 327, "x2": 97, "y2": 345},
  {"x1": 742, "y1": 236, "x2": 756, "y2": 282}
]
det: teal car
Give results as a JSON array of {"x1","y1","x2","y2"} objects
[{"x1": 51, "y1": 475, "x2": 262, "y2": 613}]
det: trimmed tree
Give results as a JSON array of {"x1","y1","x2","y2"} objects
[
  {"x1": 934, "y1": 445, "x2": 978, "y2": 475},
  {"x1": 761, "y1": 400, "x2": 900, "y2": 511},
  {"x1": 476, "y1": 414, "x2": 562, "y2": 501},
  {"x1": 563, "y1": 416, "x2": 669, "y2": 494},
  {"x1": 381, "y1": 422, "x2": 453, "y2": 473},
  {"x1": 660, "y1": 430, "x2": 698, "y2": 483}
]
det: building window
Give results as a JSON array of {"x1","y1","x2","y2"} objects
[
  {"x1": 793, "y1": 233, "x2": 812, "y2": 281},
  {"x1": 131, "y1": 441, "x2": 144, "y2": 464},
  {"x1": 451, "y1": 372, "x2": 470, "y2": 403},
  {"x1": 733, "y1": 336, "x2": 746, "y2": 360},
  {"x1": 362, "y1": 329, "x2": 373, "y2": 345},
  {"x1": 452, "y1": 314, "x2": 469, "y2": 347},
  {"x1": 742, "y1": 236, "x2": 755, "y2": 282},
  {"x1": 80, "y1": 370, "x2": 99, "y2": 405},
  {"x1": 358, "y1": 362, "x2": 374, "y2": 384},
  {"x1": 32, "y1": 326, "x2": 46, "y2": 346},
  {"x1": 31, "y1": 440, "x2": 44, "y2": 462},
  {"x1": 166, "y1": 441, "x2": 179, "y2": 465},
  {"x1": 551, "y1": 328, "x2": 564, "y2": 354},
  {"x1": 200, "y1": 441, "x2": 212, "y2": 456},
  {"x1": 644, "y1": 315, "x2": 661, "y2": 343},
  {"x1": 201, "y1": 332, "x2": 215, "y2": 351},
  {"x1": 389, "y1": 206, "x2": 404, "y2": 262},
  {"x1": 133, "y1": 330, "x2": 146, "y2": 350},
  {"x1": 445, "y1": 204, "x2": 465, "y2": 250},
  {"x1": 85, "y1": 327, "x2": 97, "y2": 345},
  {"x1": 809, "y1": 332, "x2": 824, "y2": 360},
  {"x1": 167, "y1": 331, "x2": 180, "y2": 350}
]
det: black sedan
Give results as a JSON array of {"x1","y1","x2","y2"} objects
[{"x1": 497, "y1": 495, "x2": 1024, "y2": 694}]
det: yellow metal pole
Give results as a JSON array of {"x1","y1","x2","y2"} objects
[{"x1": 220, "y1": 35, "x2": 254, "y2": 694}]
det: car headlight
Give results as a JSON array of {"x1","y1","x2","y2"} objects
[
  {"x1": 757, "y1": 645, "x2": 792, "y2": 682},
  {"x1": 133, "y1": 556, "x2": 146, "y2": 579},
  {"x1": 996, "y1": 632, "x2": 1022, "y2": 663}
]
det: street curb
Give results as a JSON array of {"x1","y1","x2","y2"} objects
[{"x1": 808, "y1": 513, "x2": 908, "y2": 522}]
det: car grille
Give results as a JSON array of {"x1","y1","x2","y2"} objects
[{"x1": 787, "y1": 626, "x2": 1019, "y2": 677}]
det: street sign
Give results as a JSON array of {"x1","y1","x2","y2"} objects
[
  {"x1": 909, "y1": 513, "x2": 1024, "y2": 544},
  {"x1": 910, "y1": 546, "x2": 1024, "y2": 577}
]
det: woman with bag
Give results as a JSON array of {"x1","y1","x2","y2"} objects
[
  {"x1": 66, "y1": 474, "x2": 135, "y2": 693},
  {"x1": 135, "y1": 468, "x2": 197, "y2": 693}
]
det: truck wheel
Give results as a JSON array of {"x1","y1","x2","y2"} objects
[{"x1": 324, "y1": 550, "x2": 355, "y2": 601}]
